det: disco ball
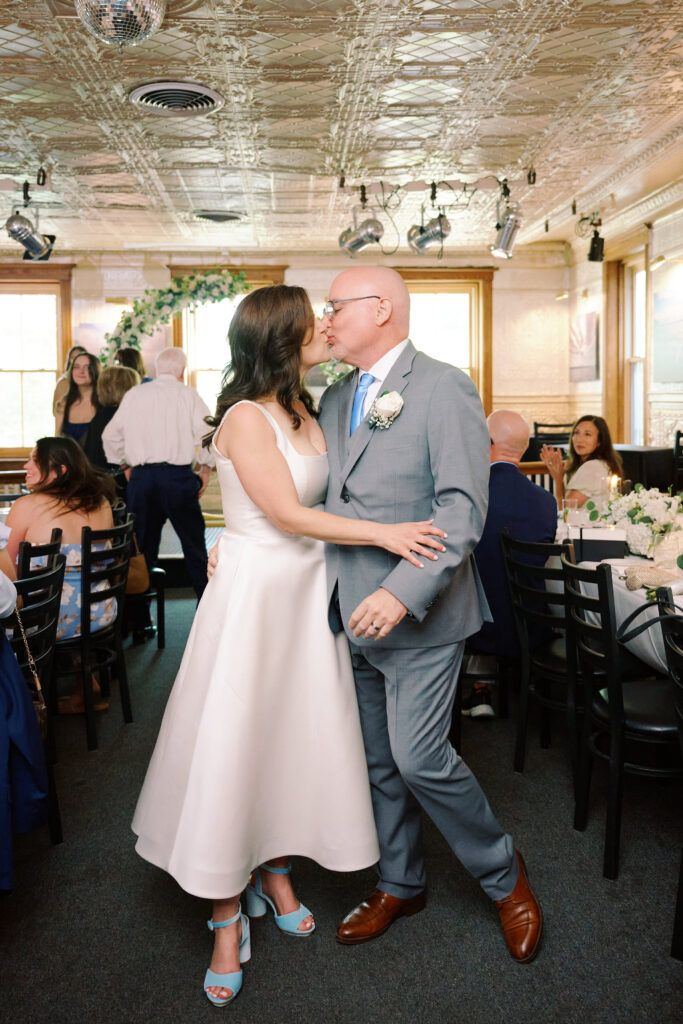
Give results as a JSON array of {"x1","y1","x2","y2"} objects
[{"x1": 75, "y1": 0, "x2": 166, "y2": 48}]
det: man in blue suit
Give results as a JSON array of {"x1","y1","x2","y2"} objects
[{"x1": 463, "y1": 410, "x2": 558, "y2": 717}]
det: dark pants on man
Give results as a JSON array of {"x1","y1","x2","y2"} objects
[{"x1": 127, "y1": 463, "x2": 208, "y2": 601}]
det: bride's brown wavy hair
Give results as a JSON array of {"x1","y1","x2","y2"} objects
[{"x1": 203, "y1": 284, "x2": 317, "y2": 448}]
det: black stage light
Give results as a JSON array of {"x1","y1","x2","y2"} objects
[{"x1": 588, "y1": 229, "x2": 604, "y2": 262}]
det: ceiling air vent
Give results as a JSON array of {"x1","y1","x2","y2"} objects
[
  {"x1": 194, "y1": 211, "x2": 242, "y2": 223},
  {"x1": 128, "y1": 81, "x2": 224, "y2": 117}
]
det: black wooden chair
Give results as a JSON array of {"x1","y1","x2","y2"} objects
[
  {"x1": 533, "y1": 421, "x2": 573, "y2": 449},
  {"x1": 674, "y1": 430, "x2": 683, "y2": 494},
  {"x1": 112, "y1": 501, "x2": 166, "y2": 649},
  {"x1": 53, "y1": 516, "x2": 135, "y2": 751},
  {"x1": 16, "y1": 528, "x2": 63, "y2": 579},
  {"x1": 2, "y1": 556, "x2": 66, "y2": 844},
  {"x1": 500, "y1": 530, "x2": 578, "y2": 778},
  {"x1": 563, "y1": 555, "x2": 681, "y2": 879}
]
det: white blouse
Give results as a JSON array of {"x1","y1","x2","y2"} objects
[{"x1": 567, "y1": 458, "x2": 611, "y2": 509}]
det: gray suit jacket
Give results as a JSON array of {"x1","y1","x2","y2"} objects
[{"x1": 318, "y1": 341, "x2": 491, "y2": 649}]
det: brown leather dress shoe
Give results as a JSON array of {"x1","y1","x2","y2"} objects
[
  {"x1": 495, "y1": 850, "x2": 543, "y2": 963},
  {"x1": 336, "y1": 888, "x2": 426, "y2": 945}
]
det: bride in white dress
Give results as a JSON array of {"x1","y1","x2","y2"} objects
[{"x1": 132, "y1": 285, "x2": 446, "y2": 1006}]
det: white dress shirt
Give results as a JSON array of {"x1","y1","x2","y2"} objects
[
  {"x1": 103, "y1": 374, "x2": 215, "y2": 469},
  {"x1": 359, "y1": 338, "x2": 410, "y2": 418}
]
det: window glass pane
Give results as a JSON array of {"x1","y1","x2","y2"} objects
[
  {"x1": 0, "y1": 371, "x2": 22, "y2": 446},
  {"x1": 633, "y1": 269, "x2": 646, "y2": 358},
  {"x1": 408, "y1": 292, "x2": 470, "y2": 370},
  {"x1": 0, "y1": 294, "x2": 58, "y2": 370},
  {"x1": 195, "y1": 370, "x2": 224, "y2": 416},
  {"x1": 193, "y1": 296, "x2": 243, "y2": 369},
  {"x1": 22, "y1": 372, "x2": 56, "y2": 446},
  {"x1": 629, "y1": 361, "x2": 644, "y2": 445}
]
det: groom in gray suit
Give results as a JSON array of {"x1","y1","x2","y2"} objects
[{"x1": 318, "y1": 267, "x2": 542, "y2": 963}]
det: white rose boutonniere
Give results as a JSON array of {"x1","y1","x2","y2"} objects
[{"x1": 368, "y1": 390, "x2": 404, "y2": 429}]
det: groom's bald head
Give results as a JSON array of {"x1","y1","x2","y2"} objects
[{"x1": 323, "y1": 267, "x2": 410, "y2": 370}]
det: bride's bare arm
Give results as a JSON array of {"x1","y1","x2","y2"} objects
[{"x1": 215, "y1": 404, "x2": 445, "y2": 568}]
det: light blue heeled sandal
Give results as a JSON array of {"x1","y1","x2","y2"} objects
[
  {"x1": 245, "y1": 863, "x2": 315, "y2": 937},
  {"x1": 204, "y1": 906, "x2": 251, "y2": 1007}
]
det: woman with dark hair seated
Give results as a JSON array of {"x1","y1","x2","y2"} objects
[
  {"x1": 114, "y1": 346, "x2": 152, "y2": 383},
  {"x1": 5, "y1": 436, "x2": 117, "y2": 713},
  {"x1": 540, "y1": 413, "x2": 622, "y2": 510},
  {"x1": 55, "y1": 351, "x2": 102, "y2": 443},
  {"x1": 82, "y1": 365, "x2": 140, "y2": 470}
]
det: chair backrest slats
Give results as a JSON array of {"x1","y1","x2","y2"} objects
[
  {"x1": 2, "y1": 555, "x2": 66, "y2": 686},
  {"x1": 79, "y1": 517, "x2": 135, "y2": 631},
  {"x1": 17, "y1": 528, "x2": 63, "y2": 580}
]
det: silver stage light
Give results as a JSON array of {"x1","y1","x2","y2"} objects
[
  {"x1": 75, "y1": 0, "x2": 166, "y2": 48},
  {"x1": 407, "y1": 213, "x2": 451, "y2": 254},
  {"x1": 490, "y1": 203, "x2": 521, "y2": 259},
  {"x1": 5, "y1": 212, "x2": 55, "y2": 260},
  {"x1": 338, "y1": 217, "x2": 384, "y2": 256}
]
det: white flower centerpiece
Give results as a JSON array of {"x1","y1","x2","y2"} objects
[
  {"x1": 100, "y1": 269, "x2": 249, "y2": 365},
  {"x1": 586, "y1": 484, "x2": 683, "y2": 566}
]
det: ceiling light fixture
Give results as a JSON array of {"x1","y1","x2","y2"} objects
[
  {"x1": 5, "y1": 210, "x2": 55, "y2": 261},
  {"x1": 338, "y1": 184, "x2": 384, "y2": 257},
  {"x1": 490, "y1": 181, "x2": 521, "y2": 260},
  {"x1": 407, "y1": 181, "x2": 451, "y2": 255},
  {"x1": 75, "y1": 0, "x2": 166, "y2": 48}
]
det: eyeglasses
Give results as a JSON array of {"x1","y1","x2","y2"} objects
[{"x1": 322, "y1": 295, "x2": 380, "y2": 318}]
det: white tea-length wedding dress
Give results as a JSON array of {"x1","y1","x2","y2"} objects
[{"x1": 132, "y1": 401, "x2": 379, "y2": 898}]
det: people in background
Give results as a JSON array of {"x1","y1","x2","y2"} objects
[
  {"x1": 52, "y1": 345, "x2": 87, "y2": 417},
  {"x1": 540, "y1": 414, "x2": 622, "y2": 510},
  {"x1": 4, "y1": 437, "x2": 116, "y2": 714},
  {"x1": 82, "y1": 365, "x2": 140, "y2": 470},
  {"x1": 462, "y1": 410, "x2": 558, "y2": 718},
  {"x1": 103, "y1": 347, "x2": 213, "y2": 609},
  {"x1": 114, "y1": 346, "x2": 152, "y2": 383},
  {"x1": 55, "y1": 352, "x2": 101, "y2": 444}
]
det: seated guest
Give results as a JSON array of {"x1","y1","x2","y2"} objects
[
  {"x1": 540, "y1": 414, "x2": 622, "y2": 510},
  {"x1": 55, "y1": 351, "x2": 101, "y2": 444},
  {"x1": 52, "y1": 345, "x2": 87, "y2": 417},
  {"x1": 463, "y1": 411, "x2": 558, "y2": 718},
  {"x1": 114, "y1": 346, "x2": 152, "y2": 383},
  {"x1": 82, "y1": 365, "x2": 140, "y2": 470},
  {"x1": 5, "y1": 437, "x2": 117, "y2": 714}
]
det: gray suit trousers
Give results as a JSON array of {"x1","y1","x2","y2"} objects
[{"x1": 349, "y1": 640, "x2": 518, "y2": 901}]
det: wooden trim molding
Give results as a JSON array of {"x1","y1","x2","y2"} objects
[
  {"x1": 602, "y1": 260, "x2": 625, "y2": 441},
  {"x1": 169, "y1": 264, "x2": 288, "y2": 286}
]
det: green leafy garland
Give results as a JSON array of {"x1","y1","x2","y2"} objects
[{"x1": 100, "y1": 269, "x2": 250, "y2": 364}]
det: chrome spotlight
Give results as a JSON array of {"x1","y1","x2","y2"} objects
[
  {"x1": 490, "y1": 203, "x2": 521, "y2": 259},
  {"x1": 338, "y1": 217, "x2": 384, "y2": 256},
  {"x1": 75, "y1": 0, "x2": 166, "y2": 48},
  {"x1": 407, "y1": 213, "x2": 451, "y2": 254},
  {"x1": 5, "y1": 212, "x2": 54, "y2": 260}
]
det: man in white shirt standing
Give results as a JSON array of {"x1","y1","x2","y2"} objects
[{"x1": 103, "y1": 347, "x2": 214, "y2": 613}]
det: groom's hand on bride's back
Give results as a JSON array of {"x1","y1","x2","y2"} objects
[
  {"x1": 349, "y1": 587, "x2": 407, "y2": 640},
  {"x1": 207, "y1": 542, "x2": 220, "y2": 579}
]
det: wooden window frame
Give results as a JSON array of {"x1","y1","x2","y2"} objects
[
  {"x1": 395, "y1": 268, "x2": 494, "y2": 413},
  {"x1": 0, "y1": 263, "x2": 74, "y2": 459}
]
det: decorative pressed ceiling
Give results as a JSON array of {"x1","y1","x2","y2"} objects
[{"x1": 0, "y1": 0, "x2": 680, "y2": 254}]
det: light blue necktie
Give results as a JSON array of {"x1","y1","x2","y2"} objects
[{"x1": 350, "y1": 372, "x2": 375, "y2": 435}]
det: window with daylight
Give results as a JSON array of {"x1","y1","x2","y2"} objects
[
  {"x1": 396, "y1": 268, "x2": 493, "y2": 413},
  {"x1": 171, "y1": 265, "x2": 287, "y2": 414},
  {"x1": 0, "y1": 284, "x2": 62, "y2": 452}
]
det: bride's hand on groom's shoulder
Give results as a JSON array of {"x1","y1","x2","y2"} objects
[{"x1": 350, "y1": 588, "x2": 407, "y2": 640}]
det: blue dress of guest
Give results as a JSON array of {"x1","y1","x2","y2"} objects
[
  {"x1": 36, "y1": 544, "x2": 117, "y2": 640},
  {"x1": 0, "y1": 629, "x2": 48, "y2": 891},
  {"x1": 63, "y1": 420, "x2": 91, "y2": 443}
]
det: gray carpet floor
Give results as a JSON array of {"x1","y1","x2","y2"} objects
[{"x1": 2, "y1": 589, "x2": 681, "y2": 1024}]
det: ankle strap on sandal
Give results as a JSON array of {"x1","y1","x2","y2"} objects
[
  {"x1": 260, "y1": 862, "x2": 291, "y2": 875},
  {"x1": 207, "y1": 906, "x2": 242, "y2": 931}
]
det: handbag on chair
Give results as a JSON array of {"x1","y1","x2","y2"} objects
[{"x1": 126, "y1": 534, "x2": 150, "y2": 595}]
